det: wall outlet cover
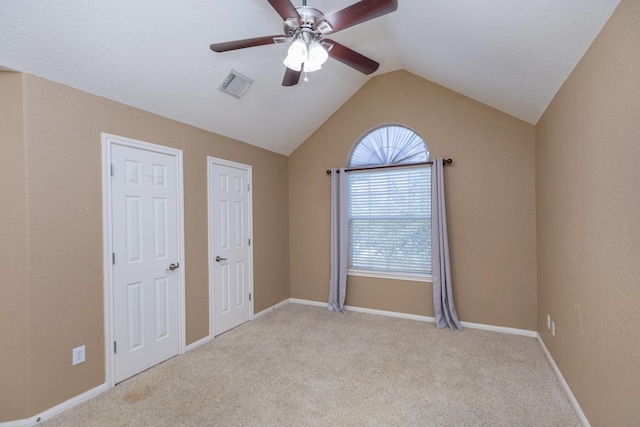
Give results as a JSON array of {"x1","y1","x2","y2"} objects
[
  {"x1": 73, "y1": 345, "x2": 86, "y2": 366},
  {"x1": 546, "y1": 314, "x2": 551, "y2": 330}
]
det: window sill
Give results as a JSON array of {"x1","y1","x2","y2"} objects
[{"x1": 347, "y1": 269, "x2": 432, "y2": 283}]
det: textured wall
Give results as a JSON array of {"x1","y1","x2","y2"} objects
[
  {"x1": 535, "y1": 0, "x2": 640, "y2": 425},
  {"x1": 1, "y1": 74, "x2": 289, "y2": 419},
  {"x1": 289, "y1": 70, "x2": 537, "y2": 330},
  {"x1": 0, "y1": 72, "x2": 30, "y2": 421}
]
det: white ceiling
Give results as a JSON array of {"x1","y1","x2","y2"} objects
[{"x1": 0, "y1": 1, "x2": 620, "y2": 155}]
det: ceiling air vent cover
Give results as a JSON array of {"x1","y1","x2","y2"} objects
[{"x1": 218, "y1": 69, "x2": 253, "y2": 98}]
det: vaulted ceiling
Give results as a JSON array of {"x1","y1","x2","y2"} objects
[{"x1": 0, "y1": 1, "x2": 620, "y2": 155}]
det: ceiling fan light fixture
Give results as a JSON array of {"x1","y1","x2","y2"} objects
[
  {"x1": 307, "y1": 40, "x2": 328, "y2": 67},
  {"x1": 283, "y1": 56, "x2": 303, "y2": 71},
  {"x1": 284, "y1": 38, "x2": 307, "y2": 70},
  {"x1": 284, "y1": 38, "x2": 328, "y2": 73}
]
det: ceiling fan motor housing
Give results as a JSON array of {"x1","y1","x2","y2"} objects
[{"x1": 283, "y1": 7, "x2": 330, "y2": 42}]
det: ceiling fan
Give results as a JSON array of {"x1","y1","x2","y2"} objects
[{"x1": 210, "y1": 0, "x2": 398, "y2": 86}]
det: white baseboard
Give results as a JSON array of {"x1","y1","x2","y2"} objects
[
  {"x1": 288, "y1": 298, "x2": 536, "y2": 337},
  {"x1": 0, "y1": 417, "x2": 31, "y2": 427},
  {"x1": 290, "y1": 298, "x2": 434, "y2": 323},
  {"x1": 345, "y1": 304, "x2": 436, "y2": 323},
  {"x1": 185, "y1": 335, "x2": 211, "y2": 352},
  {"x1": 460, "y1": 320, "x2": 537, "y2": 337},
  {"x1": 254, "y1": 299, "x2": 291, "y2": 318},
  {"x1": 289, "y1": 298, "x2": 328, "y2": 308},
  {"x1": 537, "y1": 335, "x2": 590, "y2": 426},
  {"x1": 0, "y1": 383, "x2": 109, "y2": 427}
]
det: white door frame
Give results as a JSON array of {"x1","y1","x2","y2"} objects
[
  {"x1": 102, "y1": 133, "x2": 186, "y2": 388},
  {"x1": 207, "y1": 156, "x2": 254, "y2": 337}
]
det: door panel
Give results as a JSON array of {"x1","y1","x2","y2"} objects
[
  {"x1": 211, "y1": 162, "x2": 252, "y2": 336},
  {"x1": 111, "y1": 144, "x2": 180, "y2": 384}
]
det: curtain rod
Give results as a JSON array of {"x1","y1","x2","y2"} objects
[{"x1": 325, "y1": 158, "x2": 453, "y2": 174}]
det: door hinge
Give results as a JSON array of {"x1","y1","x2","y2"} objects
[
  {"x1": 249, "y1": 293, "x2": 252, "y2": 302},
  {"x1": 248, "y1": 238, "x2": 251, "y2": 246},
  {"x1": 110, "y1": 164, "x2": 114, "y2": 177},
  {"x1": 247, "y1": 182, "x2": 250, "y2": 191},
  {"x1": 112, "y1": 253, "x2": 115, "y2": 265},
  {"x1": 114, "y1": 341, "x2": 117, "y2": 354}
]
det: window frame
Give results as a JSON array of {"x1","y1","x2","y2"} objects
[
  {"x1": 347, "y1": 268, "x2": 432, "y2": 283},
  {"x1": 346, "y1": 125, "x2": 432, "y2": 283}
]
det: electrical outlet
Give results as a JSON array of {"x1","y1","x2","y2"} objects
[
  {"x1": 546, "y1": 314, "x2": 551, "y2": 330},
  {"x1": 551, "y1": 321, "x2": 556, "y2": 337},
  {"x1": 72, "y1": 345, "x2": 86, "y2": 366}
]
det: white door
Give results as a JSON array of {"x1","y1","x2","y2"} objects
[
  {"x1": 111, "y1": 143, "x2": 180, "y2": 383},
  {"x1": 210, "y1": 160, "x2": 253, "y2": 336}
]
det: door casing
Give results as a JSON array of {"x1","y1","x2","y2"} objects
[{"x1": 102, "y1": 133, "x2": 186, "y2": 388}]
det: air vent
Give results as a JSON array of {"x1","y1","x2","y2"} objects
[{"x1": 218, "y1": 69, "x2": 253, "y2": 98}]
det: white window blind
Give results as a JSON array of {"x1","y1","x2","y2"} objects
[{"x1": 348, "y1": 166, "x2": 432, "y2": 275}]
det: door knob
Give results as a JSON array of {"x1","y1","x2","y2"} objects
[
  {"x1": 215, "y1": 256, "x2": 227, "y2": 262},
  {"x1": 166, "y1": 262, "x2": 179, "y2": 271}
]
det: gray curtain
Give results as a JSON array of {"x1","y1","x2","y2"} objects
[
  {"x1": 432, "y1": 159, "x2": 463, "y2": 330},
  {"x1": 328, "y1": 168, "x2": 348, "y2": 312}
]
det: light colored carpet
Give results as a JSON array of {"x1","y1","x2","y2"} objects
[{"x1": 42, "y1": 303, "x2": 581, "y2": 426}]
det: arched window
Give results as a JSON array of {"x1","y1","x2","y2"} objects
[
  {"x1": 347, "y1": 125, "x2": 432, "y2": 279},
  {"x1": 349, "y1": 125, "x2": 429, "y2": 167}
]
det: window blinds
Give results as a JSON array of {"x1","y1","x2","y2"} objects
[{"x1": 347, "y1": 166, "x2": 432, "y2": 275}]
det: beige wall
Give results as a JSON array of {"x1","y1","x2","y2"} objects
[
  {"x1": 0, "y1": 74, "x2": 289, "y2": 421},
  {"x1": 289, "y1": 70, "x2": 537, "y2": 330},
  {"x1": 0, "y1": 72, "x2": 30, "y2": 420},
  {"x1": 535, "y1": 0, "x2": 640, "y2": 425}
]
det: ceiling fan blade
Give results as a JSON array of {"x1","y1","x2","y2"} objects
[
  {"x1": 282, "y1": 67, "x2": 302, "y2": 86},
  {"x1": 210, "y1": 35, "x2": 285, "y2": 52},
  {"x1": 324, "y1": 39, "x2": 379, "y2": 75},
  {"x1": 267, "y1": 0, "x2": 301, "y2": 21},
  {"x1": 322, "y1": 0, "x2": 398, "y2": 34}
]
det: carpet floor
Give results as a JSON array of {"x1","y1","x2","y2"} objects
[{"x1": 42, "y1": 303, "x2": 581, "y2": 426}]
